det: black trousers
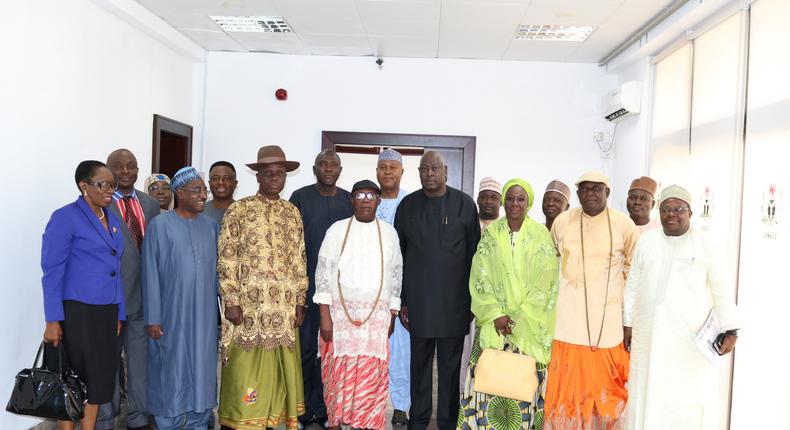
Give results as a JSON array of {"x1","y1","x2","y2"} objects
[
  {"x1": 299, "y1": 303, "x2": 327, "y2": 423},
  {"x1": 408, "y1": 335, "x2": 465, "y2": 430}
]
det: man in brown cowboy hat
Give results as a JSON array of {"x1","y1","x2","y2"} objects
[
  {"x1": 289, "y1": 149, "x2": 354, "y2": 429},
  {"x1": 217, "y1": 145, "x2": 308, "y2": 429}
]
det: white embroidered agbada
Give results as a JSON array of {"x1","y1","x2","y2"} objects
[
  {"x1": 313, "y1": 216, "x2": 403, "y2": 359},
  {"x1": 623, "y1": 228, "x2": 739, "y2": 430}
]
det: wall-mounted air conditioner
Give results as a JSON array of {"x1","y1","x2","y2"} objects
[{"x1": 601, "y1": 80, "x2": 642, "y2": 123}]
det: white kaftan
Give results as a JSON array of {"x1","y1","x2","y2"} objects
[{"x1": 623, "y1": 228, "x2": 739, "y2": 430}]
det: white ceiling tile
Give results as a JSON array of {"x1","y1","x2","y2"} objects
[
  {"x1": 155, "y1": 12, "x2": 220, "y2": 31},
  {"x1": 179, "y1": 29, "x2": 248, "y2": 51},
  {"x1": 357, "y1": 0, "x2": 440, "y2": 21},
  {"x1": 226, "y1": 32, "x2": 310, "y2": 54},
  {"x1": 357, "y1": 0, "x2": 440, "y2": 36},
  {"x1": 503, "y1": 39, "x2": 581, "y2": 61},
  {"x1": 439, "y1": 2, "x2": 528, "y2": 59},
  {"x1": 137, "y1": 0, "x2": 282, "y2": 16},
  {"x1": 522, "y1": 5, "x2": 618, "y2": 27},
  {"x1": 365, "y1": 20, "x2": 438, "y2": 37},
  {"x1": 368, "y1": 35, "x2": 438, "y2": 57},
  {"x1": 529, "y1": 0, "x2": 625, "y2": 8},
  {"x1": 299, "y1": 34, "x2": 373, "y2": 55}
]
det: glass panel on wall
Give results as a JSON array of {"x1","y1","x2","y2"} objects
[
  {"x1": 686, "y1": 13, "x2": 745, "y2": 429},
  {"x1": 731, "y1": 0, "x2": 790, "y2": 427},
  {"x1": 650, "y1": 43, "x2": 692, "y2": 186}
]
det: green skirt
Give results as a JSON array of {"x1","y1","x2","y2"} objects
[
  {"x1": 219, "y1": 337, "x2": 305, "y2": 430},
  {"x1": 458, "y1": 331, "x2": 548, "y2": 430}
]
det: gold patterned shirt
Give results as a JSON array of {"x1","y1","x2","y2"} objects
[{"x1": 218, "y1": 195, "x2": 308, "y2": 362}]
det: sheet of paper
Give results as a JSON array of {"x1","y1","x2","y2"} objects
[{"x1": 695, "y1": 309, "x2": 721, "y2": 364}]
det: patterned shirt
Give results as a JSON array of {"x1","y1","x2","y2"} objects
[{"x1": 217, "y1": 195, "x2": 308, "y2": 362}]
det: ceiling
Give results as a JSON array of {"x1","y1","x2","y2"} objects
[{"x1": 136, "y1": 0, "x2": 675, "y2": 63}]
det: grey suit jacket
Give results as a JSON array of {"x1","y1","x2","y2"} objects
[{"x1": 108, "y1": 189, "x2": 160, "y2": 317}]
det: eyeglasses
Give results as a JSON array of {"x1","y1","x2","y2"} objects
[
  {"x1": 181, "y1": 187, "x2": 208, "y2": 195},
  {"x1": 89, "y1": 181, "x2": 115, "y2": 192},
  {"x1": 418, "y1": 165, "x2": 442, "y2": 174},
  {"x1": 148, "y1": 184, "x2": 171, "y2": 192},
  {"x1": 659, "y1": 207, "x2": 690, "y2": 215},
  {"x1": 354, "y1": 191, "x2": 379, "y2": 201}
]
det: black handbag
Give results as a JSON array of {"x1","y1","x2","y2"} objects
[{"x1": 6, "y1": 341, "x2": 87, "y2": 421}]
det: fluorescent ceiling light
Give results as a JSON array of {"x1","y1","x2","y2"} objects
[
  {"x1": 515, "y1": 25, "x2": 594, "y2": 42},
  {"x1": 210, "y1": 16, "x2": 292, "y2": 33}
]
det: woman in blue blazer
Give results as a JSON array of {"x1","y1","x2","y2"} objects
[{"x1": 42, "y1": 160, "x2": 126, "y2": 430}]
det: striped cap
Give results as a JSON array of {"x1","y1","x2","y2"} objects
[
  {"x1": 478, "y1": 177, "x2": 502, "y2": 195},
  {"x1": 544, "y1": 180, "x2": 570, "y2": 202}
]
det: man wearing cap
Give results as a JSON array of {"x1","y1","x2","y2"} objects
[
  {"x1": 458, "y1": 176, "x2": 502, "y2": 391},
  {"x1": 290, "y1": 149, "x2": 354, "y2": 428},
  {"x1": 394, "y1": 151, "x2": 480, "y2": 430},
  {"x1": 217, "y1": 146, "x2": 308, "y2": 429},
  {"x1": 141, "y1": 167, "x2": 219, "y2": 430},
  {"x1": 477, "y1": 177, "x2": 502, "y2": 231},
  {"x1": 623, "y1": 185, "x2": 739, "y2": 430},
  {"x1": 544, "y1": 171, "x2": 639, "y2": 429},
  {"x1": 627, "y1": 176, "x2": 661, "y2": 233},
  {"x1": 542, "y1": 179, "x2": 571, "y2": 231},
  {"x1": 314, "y1": 179, "x2": 403, "y2": 430},
  {"x1": 374, "y1": 148, "x2": 411, "y2": 426}
]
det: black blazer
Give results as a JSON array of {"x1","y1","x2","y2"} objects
[{"x1": 394, "y1": 186, "x2": 481, "y2": 338}]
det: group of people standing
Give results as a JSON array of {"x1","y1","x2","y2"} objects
[{"x1": 40, "y1": 143, "x2": 739, "y2": 430}]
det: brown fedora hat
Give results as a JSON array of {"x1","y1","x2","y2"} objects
[{"x1": 246, "y1": 145, "x2": 300, "y2": 172}]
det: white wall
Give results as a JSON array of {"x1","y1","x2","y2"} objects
[
  {"x1": 0, "y1": 1, "x2": 202, "y2": 428},
  {"x1": 201, "y1": 52, "x2": 617, "y2": 213},
  {"x1": 607, "y1": 56, "x2": 653, "y2": 213}
]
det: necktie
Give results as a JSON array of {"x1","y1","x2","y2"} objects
[{"x1": 122, "y1": 196, "x2": 143, "y2": 251}]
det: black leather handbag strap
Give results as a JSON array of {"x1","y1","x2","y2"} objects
[{"x1": 36, "y1": 341, "x2": 70, "y2": 376}]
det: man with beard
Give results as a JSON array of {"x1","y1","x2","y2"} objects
[
  {"x1": 290, "y1": 149, "x2": 354, "y2": 428},
  {"x1": 542, "y1": 179, "x2": 571, "y2": 231},
  {"x1": 626, "y1": 176, "x2": 660, "y2": 233},
  {"x1": 142, "y1": 167, "x2": 219, "y2": 429},
  {"x1": 204, "y1": 161, "x2": 238, "y2": 226},
  {"x1": 394, "y1": 151, "x2": 480, "y2": 430},
  {"x1": 544, "y1": 171, "x2": 639, "y2": 430},
  {"x1": 476, "y1": 177, "x2": 501, "y2": 231},
  {"x1": 98, "y1": 149, "x2": 160, "y2": 430}
]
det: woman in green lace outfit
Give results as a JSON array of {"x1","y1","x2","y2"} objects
[{"x1": 458, "y1": 178, "x2": 559, "y2": 430}]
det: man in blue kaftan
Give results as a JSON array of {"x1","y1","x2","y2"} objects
[{"x1": 142, "y1": 167, "x2": 219, "y2": 430}]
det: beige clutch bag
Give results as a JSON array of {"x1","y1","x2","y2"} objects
[{"x1": 474, "y1": 348, "x2": 538, "y2": 402}]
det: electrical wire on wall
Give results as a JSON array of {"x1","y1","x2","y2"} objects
[{"x1": 595, "y1": 122, "x2": 618, "y2": 158}]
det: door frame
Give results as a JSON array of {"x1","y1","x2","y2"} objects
[
  {"x1": 321, "y1": 130, "x2": 476, "y2": 196},
  {"x1": 152, "y1": 114, "x2": 193, "y2": 174}
]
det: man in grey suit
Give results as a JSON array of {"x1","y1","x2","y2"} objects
[{"x1": 97, "y1": 149, "x2": 160, "y2": 430}]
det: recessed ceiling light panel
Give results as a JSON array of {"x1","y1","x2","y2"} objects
[
  {"x1": 515, "y1": 24, "x2": 594, "y2": 42},
  {"x1": 210, "y1": 15, "x2": 292, "y2": 33}
]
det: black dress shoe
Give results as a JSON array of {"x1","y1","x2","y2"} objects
[{"x1": 391, "y1": 409, "x2": 409, "y2": 426}]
